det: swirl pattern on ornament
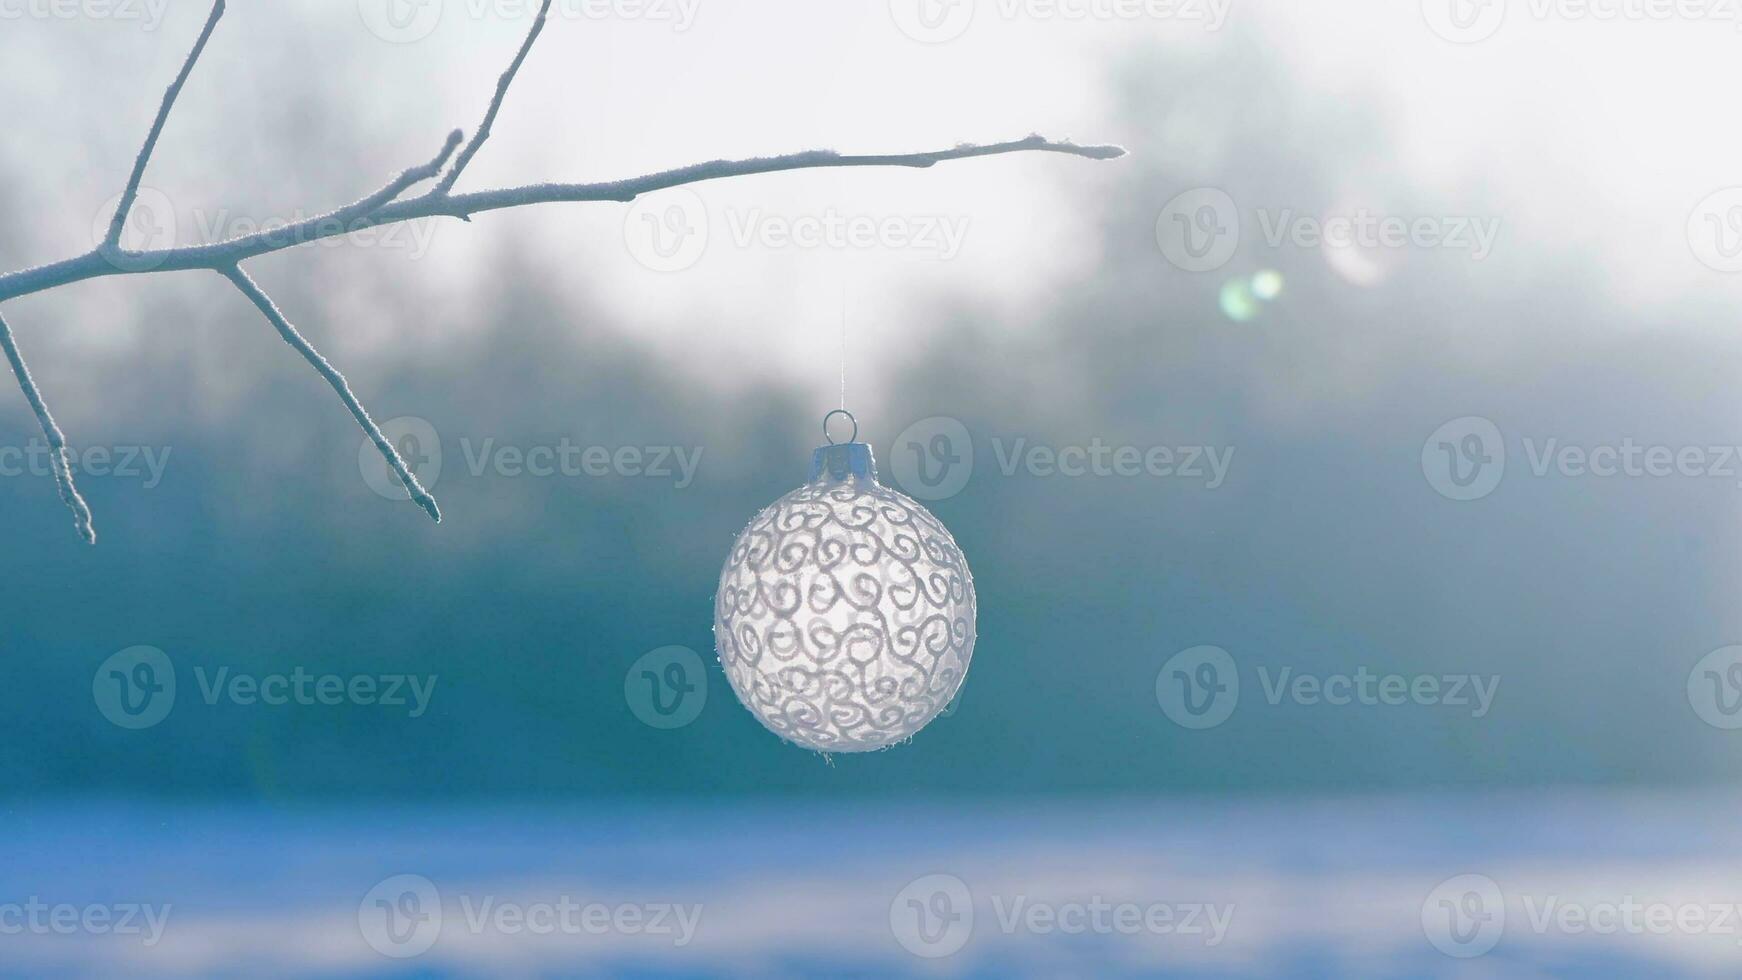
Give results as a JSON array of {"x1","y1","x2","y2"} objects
[{"x1": 715, "y1": 479, "x2": 976, "y2": 752}]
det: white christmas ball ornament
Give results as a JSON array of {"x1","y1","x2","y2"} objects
[{"x1": 714, "y1": 412, "x2": 976, "y2": 752}]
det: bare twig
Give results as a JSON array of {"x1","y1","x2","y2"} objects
[
  {"x1": 0, "y1": 136, "x2": 1124, "y2": 305},
  {"x1": 435, "y1": 0, "x2": 552, "y2": 200},
  {"x1": 220, "y1": 265, "x2": 441, "y2": 524},
  {"x1": 104, "y1": 0, "x2": 226, "y2": 249},
  {"x1": 0, "y1": 311, "x2": 95, "y2": 544},
  {"x1": 348, "y1": 129, "x2": 465, "y2": 220},
  {"x1": 0, "y1": 6, "x2": 1124, "y2": 540}
]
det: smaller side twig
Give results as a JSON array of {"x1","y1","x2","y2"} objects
[
  {"x1": 434, "y1": 0, "x2": 552, "y2": 199},
  {"x1": 104, "y1": 0, "x2": 226, "y2": 248},
  {"x1": 219, "y1": 265, "x2": 441, "y2": 524},
  {"x1": 0, "y1": 311, "x2": 95, "y2": 544},
  {"x1": 347, "y1": 129, "x2": 464, "y2": 220}
]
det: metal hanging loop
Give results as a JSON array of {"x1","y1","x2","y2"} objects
[{"x1": 823, "y1": 409, "x2": 858, "y2": 446}]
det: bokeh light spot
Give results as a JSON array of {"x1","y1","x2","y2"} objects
[
  {"x1": 1219, "y1": 278, "x2": 1260, "y2": 322},
  {"x1": 1252, "y1": 269, "x2": 1284, "y2": 301}
]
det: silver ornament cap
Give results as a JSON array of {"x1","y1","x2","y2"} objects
[{"x1": 809, "y1": 441, "x2": 877, "y2": 485}]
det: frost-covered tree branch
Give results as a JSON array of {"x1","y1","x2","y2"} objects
[
  {"x1": 436, "y1": 0, "x2": 552, "y2": 200},
  {"x1": 219, "y1": 264, "x2": 443, "y2": 524},
  {"x1": 0, "y1": 311, "x2": 94, "y2": 544},
  {"x1": 104, "y1": 0, "x2": 226, "y2": 250},
  {"x1": 0, "y1": 1, "x2": 1124, "y2": 543}
]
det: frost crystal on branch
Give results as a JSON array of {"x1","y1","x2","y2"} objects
[{"x1": 0, "y1": 1, "x2": 1124, "y2": 542}]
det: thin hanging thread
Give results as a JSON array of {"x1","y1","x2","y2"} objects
[{"x1": 839, "y1": 279, "x2": 848, "y2": 412}]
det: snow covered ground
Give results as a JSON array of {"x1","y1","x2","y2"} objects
[{"x1": 2, "y1": 788, "x2": 1739, "y2": 977}]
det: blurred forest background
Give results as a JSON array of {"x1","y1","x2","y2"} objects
[{"x1": 2, "y1": 0, "x2": 1741, "y2": 801}]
